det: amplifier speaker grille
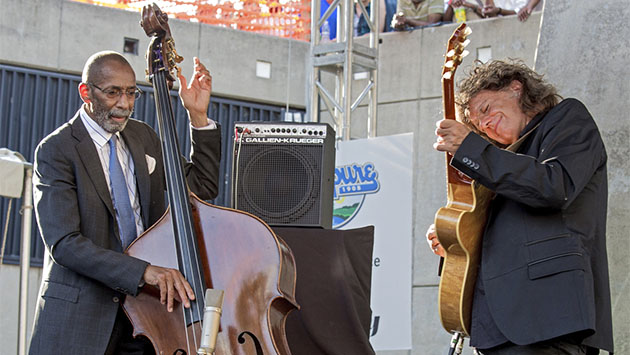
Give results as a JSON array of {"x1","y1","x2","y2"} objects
[{"x1": 232, "y1": 122, "x2": 334, "y2": 228}]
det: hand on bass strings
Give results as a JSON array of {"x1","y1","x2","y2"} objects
[
  {"x1": 142, "y1": 265, "x2": 196, "y2": 312},
  {"x1": 433, "y1": 119, "x2": 471, "y2": 154},
  {"x1": 426, "y1": 224, "x2": 445, "y2": 257},
  {"x1": 178, "y1": 57, "x2": 212, "y2": 128}
]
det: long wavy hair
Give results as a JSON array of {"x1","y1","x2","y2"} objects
[{"x1": 455, "y1": 59, "x2": 561, "y2": 144}]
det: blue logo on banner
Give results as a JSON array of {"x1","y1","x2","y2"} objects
[{"x1": 333, "y1": 162, "x2": 380, "y2": 229}]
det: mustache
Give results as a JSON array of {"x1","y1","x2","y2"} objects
[{"x1": 108, "y1": 108, "x2": 132, "y2": 119}]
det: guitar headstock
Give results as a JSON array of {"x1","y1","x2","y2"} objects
[
  {"x1": 441, "y1": 23, "x2": 473, "y2": 183},
  {"x1": 140, "y1": 3, "x2": 183, "y2": 87},
  {"x1": 442, "y1": 23, "x2": 472, "y2": 81}
]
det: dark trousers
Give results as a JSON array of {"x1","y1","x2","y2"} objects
[
  {"x1": 478, "y1": 339, "x2": 587, "y2": 355},
  {"x1": 105, "y1": 306, "x2": 155, "y2": 355}
]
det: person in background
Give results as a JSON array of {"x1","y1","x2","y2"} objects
[
  {"x1": 517, "y1": 0, "x2": 542, "y2": 21},
  {"x1": 443, "y1": 0, "x2": 484, "y2": 22},
  {"x1": 355, "y1": 0, "x2": 397, "y2": 36},
  {"x1": 482, "y1": 0, "x2": 542, "y2": 21},
  {"x1": 428, "y1": 59, "x2": 613, "y2": 354},
  {"x1": 392, "y1": 0, "x2": 444, "y2": 30},
  {"x1": 320, "y1": 0, "x2": 338, "y2": 40}
]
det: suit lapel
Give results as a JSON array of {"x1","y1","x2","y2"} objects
[
  {"x1": 71, "y1": 113, "x2": 116, "y2": 218},
  {"x1": 121, "y1": 124, "x2": 152, "y2": 229}
]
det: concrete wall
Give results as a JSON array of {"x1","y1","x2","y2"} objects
[
  {"x1": 0, "y1": 266, "x2": 41, "y2": 355},
  {"x1": 1, "y1": 0, "x2": 627, "y2": 354},
  {"x1": 535, "y1": 1, "x2": 630, "y2": 354}
]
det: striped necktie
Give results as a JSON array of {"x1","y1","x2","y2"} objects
[{"x1": 108, "y1": 135, "x2": 137, "y2": 248}]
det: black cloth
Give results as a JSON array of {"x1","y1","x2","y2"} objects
[
  {"x1": 451, "y1": 99, "x2": 613, "y2": 353},
  {"x1": 30, "y1": 111, "x2": 221, "y2": 355},
  {"x1": 470, "y1": 273, "x2": 508, "y2": 349},
  {"x1": 478, "y1": 338, "x2": 587, "y2": 355},
  {"x1": 272, "y1": 226, "x2": 376, "y2": 355},
  {"x1": 105, "y1": 306, "x2": 155, "y2": 355}
]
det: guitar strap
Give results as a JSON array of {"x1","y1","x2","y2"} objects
[{"x1": 506, "y1": 121, "x2": 543, "y2": 153}]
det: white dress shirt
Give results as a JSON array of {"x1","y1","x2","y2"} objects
[{"x1": 79, "y1": 107, "x2": 145, "y2": 238}]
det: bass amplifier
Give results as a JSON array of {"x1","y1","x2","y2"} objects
[{"x1": 231, "y1": 122, "x2": 335, "y2": 228}]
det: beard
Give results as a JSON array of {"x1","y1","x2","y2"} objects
[{"x1": 90, "y1": 99, "x2": 133, "y2": 133}]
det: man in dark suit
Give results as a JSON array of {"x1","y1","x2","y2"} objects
[
  {"x1": 30, "y1": 51, "x2": 221, "y2": 354},
  {"x1": 428, "y1": 59, "x2": 613, "y2": 354}
]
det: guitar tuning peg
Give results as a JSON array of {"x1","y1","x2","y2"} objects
[
  {"x1": 462, "y1": 39, "x2": 471, "y2": 48},
  {"x1": 464, "y1": 27, "x2": 472, "y2": 36},
  {"x1": 444, "y1": 60, "x2": 454, "y2": 68},
  {"x1": 461, "y1": 50, "x2": 470, "y2": 58},
  {"x1": 446, "y1": 49, "x2": 456, "y2": 58},
  {"x1": 443, "y1": 71, "x2": 453, "y2": 80}
]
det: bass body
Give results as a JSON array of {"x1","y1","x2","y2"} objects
[{"x1": 125, "y1": 196, "x2": 298, "y2": 354}]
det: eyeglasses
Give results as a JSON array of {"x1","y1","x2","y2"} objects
[{"x1": 88, "y1": 83, "x2": 142, "y2": 100}]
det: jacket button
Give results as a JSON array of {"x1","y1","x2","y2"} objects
[{"x1": 113, "y1": 296, "x2": 120, "y2": 303}]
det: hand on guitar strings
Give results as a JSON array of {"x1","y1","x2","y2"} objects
[
  {"x1": 142, "y1": 264, "x2": 196, "y2": 312},
  {"x1": 178, "y1": 57, "x2": 213, "y2": 128},
  {"x1": 426, "y1": 224, "x2": 445, "y2": 257},
  {"x1": 433, "y1": 119, "x2": 471, "y2": 154}
]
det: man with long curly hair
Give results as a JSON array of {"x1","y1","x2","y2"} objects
[{"x1": 428, "y1": 60, "x2": 614, "y2": 354}]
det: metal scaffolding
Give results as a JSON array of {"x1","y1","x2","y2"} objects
[{"x1": 308, "y1": 0, "x2": 380, "y2": 140}]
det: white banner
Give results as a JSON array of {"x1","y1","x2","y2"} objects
[{"x1": 333, "y1": 133, "x2": 413, "y2": 350}]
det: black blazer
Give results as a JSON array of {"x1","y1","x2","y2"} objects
[
  {"x1": 29, "y1": 111, "x2": 221, "y2": 354},
  {"x1": 451, "y1": 99, "x2": 614, "y2": 353}
]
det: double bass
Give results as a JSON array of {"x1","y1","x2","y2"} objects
[{"x1": 123, "y1": 4, "x2": 298, "y2": 354}]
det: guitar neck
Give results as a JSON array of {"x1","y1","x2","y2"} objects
[
  {"x1": 441, "y1": 23, "x2": 472, "y2": 186},
  {"x1": 442, "y1": 78, "x2": 456, "y2": 121}
]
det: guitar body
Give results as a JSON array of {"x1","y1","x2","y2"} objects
[{"x1": 435, "y1": 177, "x2": 492, "y2": 336}]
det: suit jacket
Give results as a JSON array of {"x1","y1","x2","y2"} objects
[
  {"x1": 451, "y1": 99, "x2": 614, "y2": 353},
  {"x1": 29, "y1": 110, "x2": 221, "y2": 354}
]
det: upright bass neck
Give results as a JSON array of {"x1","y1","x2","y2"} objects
[{"x1": 141, "y1": 3, "x2": 207, "y2": 325}]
